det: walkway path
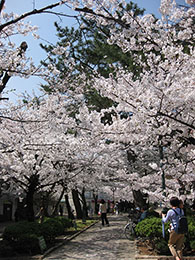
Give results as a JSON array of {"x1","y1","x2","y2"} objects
[{"x1": 43, "y1": 215, "x2": 137, "y2": 260}]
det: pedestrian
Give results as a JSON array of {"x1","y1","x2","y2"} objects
[
  {"x1": 134, "y1": 207, "x2": 141, "y2": 223},
  {"x1": 162, "y1": 196, "x2": 185, "y2": 260},
  {"x1": 114, "y1": 201, "x2": 119, "y2": 215},
  {"x1": 179, "y1": 199, "x2": 187, "y2": 215},
  {"x1": 138, "y1": 205, "x2": 148, "y2": 222},
  {"x1": 59, "y1": 205, "x2": 63, "y2": 216},
  {"x1": 99, "y1": 199, "x2": 109, "y2": 227}
]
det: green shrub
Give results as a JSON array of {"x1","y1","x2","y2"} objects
[
  {"x1": 1, "y1": 216, "x2": 90, "y2": 255},
  {"x1": 12, "y1": 234, "x2": 40, "y2": 254},
  {"x1": 190, "y1": 240, "x2": 195, "y2": 250},
  {"x1": 135, "y1": 215, "x2": 195, "y2": 255},
  {"x1": 53, "y1": 216, "x2": 73, "y2": 229},
  {"x1": 155, "y1": 239, "x2": 170, "y2": 255},
  {"x1": 3, "y1": 221, "x2": 41, "y2": 242},
  {"x1": 135, "y1": 217, "x2": 169, "y2": 239},
  {"x1": 188, "y1": 217, "x2": 195, "y2": 240},
  {"x1": 40, "y1": 218, "x2": 64, "y2": 242},
  {"x1": 3, "y1": 222, "x2": 41, "y2": 254}
]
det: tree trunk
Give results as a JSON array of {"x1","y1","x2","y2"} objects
[
  {"x1": 80, "y1": 187, "x2": 88, "y2": 222},
  {"x1": 26, "y1": 175, "x2": 39, "y2": 222},
  {"x1": 72, "y1": 189, "x2": 83, "y2": 219},
  {"x1": 93, "y1": 192, "x2": 99, "y2": 214},
  {"x1": 132, "y1": 190, "x2": 148, "y2": 208},
  {"x1": 65, "y1": 194, "x2": 75, "y2": 219},
  {"x1": 41, "y1": 195, "x2": 50, "y2": 217},
  {"x1": 51, "y1": 188, "x2": 65, "y2": 216},
  {"x1": 26, "y1": 190, "x2": 35, "y2": 222},
  {"x1": 40, "y1": 190, "x2": 53, "y2": 217}
]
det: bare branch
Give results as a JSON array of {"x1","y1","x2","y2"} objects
[
  {"x1": 0, "y1": 115, "x2": 47, "y2": 123},
  {"x1": 0, "y1": 97, "x2": 9, "y2": 101},
  {"x1": 0, "y1": 41, "x2": 28, "y2": 94},
  {"x1": 0, "y1": 1, "x2": 66, "y2": 32},
  {"x1": 75, "y1": 7, "x2": 129, "y2": 29},
  {"x1": 0, "y1": 0, "x2": 5, "y2": 15},
  {"x1": 157, "y1": 111, "x2": 195, "y2": 130}
]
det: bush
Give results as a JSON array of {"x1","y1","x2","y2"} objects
[
  {"x1": 1, "y1": 216, "x2": 89, "y2": 255},
  {"x1": 155, "y1": 239, "x2": 170, "y2": 255},
  {"x1": 3, "y1": 221, "x2": 41, "y2": 254},
  {"x1": 135, "y1": 217, "x2": 169, "y2": 239},
  {"x1": 12, "y1": 234, "x2": 40, "y2": 254},
  {"x1": 188, "y1": 217, "x2": 195, "y2": 240},
  {"x1": 3, "y1": 221, "x2": 41, "y2": 242},
  {"x1": 190, "y1": 240, "x2": 195, "y2": 250},
  {"x1": 40, "y1": 217, "x2": 64, "y2": 242},
  {"x1": 54, "y1": 216, "x2": 73, "y2": 229},
  {"x1": 135, "y1": 215, "x2": 195, "y2": 255}
]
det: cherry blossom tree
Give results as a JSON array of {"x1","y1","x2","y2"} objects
[
  {"x1": 1, "y1": 0, "x2": 195, "y2": 212},
  {"x1": 45, "y1": 0, "x2": 195, "y2": 204},
  {"x1": 0, "y1": 92, "x2": 128, "y2": 219},
  {"x1": 0, "y1": 0, "x2": 75, "y2": 100}
]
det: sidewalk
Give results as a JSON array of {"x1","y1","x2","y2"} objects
[{"x1": 43, "y1": 214, "x2": 137, "y2": 260}]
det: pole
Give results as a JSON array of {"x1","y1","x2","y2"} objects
[{"x1": 159, "y1": 144, "x2": 166, "y2": 196}]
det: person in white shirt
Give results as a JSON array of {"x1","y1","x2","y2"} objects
[{"x1": 99, "y1": 199, "x2": 109, "y2": 226}]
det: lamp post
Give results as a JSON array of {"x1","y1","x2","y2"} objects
[
  {"x1": 93, "y1": 189, "x2": 99, "y2": 215},
  {"x1": 111, "y1": 187, "x2": 116, "y2": 202},
  {"x1": 159, "y1": 144, "x2": 166, "y2": 197}
]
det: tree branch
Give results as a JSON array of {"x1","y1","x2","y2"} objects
[
  {"x1": 0, "y1": 1, "x2": 66, "y2": 32},
  {"x1": 157, "y1": 111, "x2": 195, "y2": 130},
  {"x1": 0, "y1": 41, "x2": 28, "y2": 94},
  {"x1": 0, "y1": 0, "x2": 5, "y2": 15},
  {"x1": 0, "y1": 115, "x2": 47, "y2": 123}
]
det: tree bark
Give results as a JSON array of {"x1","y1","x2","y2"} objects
[
  {"x1": 72, "y1": 189, "x2": 83, "y2": 219},
  {"x1": 80, "y1": 187, "x2": 88, "y2": 222},
  {"x1": 0, "y1": 0, "x2": 5, "y2": 15},
  {"x1": 132, "y1": 190, "x2": 148, "y2": 208},
  {"x1": 51, "y1": 188, "x2": 65, "y2": 216},
  {"x1": 65, "y1": 194, "x2": 75, "y2": 219},
  {"x1": 93, "y1": 192, "x2": 99, "y2": 214},
  {"x1": 25, "y1": 175, "x2": 39, "y2": 222}
]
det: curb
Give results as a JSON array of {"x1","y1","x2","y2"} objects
[
  {"x1": 0, "y1": 220, "x2": 99, "y2": 260},
  {"x1": 40, "y1": 220, "x2": 99, "y2": 259},
  {"x1": 135, "y1": 256, "x2": 195, "y2": 260}
]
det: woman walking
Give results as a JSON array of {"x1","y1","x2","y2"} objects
[{"x1": 99, "y1": 199, "x2": 109, "y2": 227}]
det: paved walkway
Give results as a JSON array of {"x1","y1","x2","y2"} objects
[{"x1": 43, "y1": 215, "x2": 137, "y2": 260}]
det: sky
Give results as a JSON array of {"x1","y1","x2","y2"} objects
[{"x1": 2, "y1": 0, "x2": 189, "y2": 102}]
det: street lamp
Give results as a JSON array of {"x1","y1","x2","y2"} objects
[
  {"x1": 159, "y1": 144, "x2": 166, "y2": 197},
  {"x1": 111, "y1": 187, "x2": 116, "y2": 202}
]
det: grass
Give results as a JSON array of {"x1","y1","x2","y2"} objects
[{"x1": 66, "y1": 219, "x2": 97, "y2": 232}]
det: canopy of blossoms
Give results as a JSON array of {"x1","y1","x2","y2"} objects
[{"x1": 0, "y1": 0, "x2": 194, "y2": 206}]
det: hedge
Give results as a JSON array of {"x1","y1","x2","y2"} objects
[
  {"x1": 135, "y1": 216, "x2": 195, "y2": 255},
  {"x1": 1, "y1": 216, "x2": 73, "y2": 256}
]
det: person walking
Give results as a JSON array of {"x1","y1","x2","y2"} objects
[
  {"x1": 162, "y1": 196, "x2": 185, "y2": 260},
  {"x1": 99, "y1": 199, "x2": 109, "y2": 227}
]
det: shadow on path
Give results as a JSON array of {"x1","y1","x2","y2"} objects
[{"x1": 44, "y1": 215, "x2": 136, "y2": 260}]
